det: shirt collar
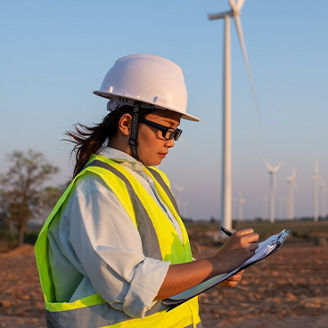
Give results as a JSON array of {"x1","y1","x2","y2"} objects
[{"x1": 98, "y1": 147, "x2": 145, "y2": 172}]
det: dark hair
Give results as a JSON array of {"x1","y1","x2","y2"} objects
[{"x1": 65, "y1": 106, "x2": 153, "y2": 177}]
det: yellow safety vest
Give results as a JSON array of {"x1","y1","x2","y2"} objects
[{"x1": 35, "y1": 154, "x2": 201, "y2": 328}]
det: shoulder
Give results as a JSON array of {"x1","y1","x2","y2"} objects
[{"x1": 73, "y1": 172, "x2": 112, "y2": 197}]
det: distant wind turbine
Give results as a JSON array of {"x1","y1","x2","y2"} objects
[
  {"x1": 320, "y1": 180, "x2": 327, "y2": 218},
  {"x1": 287, "y1": 168, "x2": 296, "y2": 220},
  {"x1": 265, "y1": 161, "x2": 281, "y2": 223},
  {"x1": 312, "y1": 162, "x2": 319, "y2": 222},
  {"x1": 208, "y1": 0, "x2": 259, "y2": 231}
]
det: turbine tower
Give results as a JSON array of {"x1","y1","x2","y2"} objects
[
  {"x1": 286, "y1": 168, "x2": 296, "y2": 220},
  {"x1": 320, "y1": 180, "x2": 327, "y2": 219},
  {"x1": 312, "y1": 162, "x2": 319, "y2": 222},
  {"x1": 265, "y1": 162, "x2": 281, "y2": 223},
  {"x1": 208, "y1": 0, "x2": 259, "y2": 231}
]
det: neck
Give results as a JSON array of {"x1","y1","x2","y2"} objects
[{"x1": 109, "y1": 135, "x2": 133, "y2": 157}]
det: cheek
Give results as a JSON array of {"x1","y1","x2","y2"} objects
[
  {"x1": 138, "y1": 130, "x2": 153, "y2": 153},
  {"x1": 137, "y1": 129, "x2": 162, "y2": 165}
]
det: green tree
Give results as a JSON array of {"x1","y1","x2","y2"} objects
[{"x1": 0, "y1": 149, "x2": 59, "y2": 246}]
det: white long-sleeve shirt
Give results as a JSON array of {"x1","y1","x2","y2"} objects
[{"x1": 48, "y1": 147, "x2": 183, "y2": 318}]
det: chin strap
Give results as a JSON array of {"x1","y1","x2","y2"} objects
[{"x1": 128, "y1": 102, "x2": 140, "y2": 161}]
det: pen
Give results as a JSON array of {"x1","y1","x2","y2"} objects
[{"x1": 220, "y1": 226, "x2": 233, "y2": 237}]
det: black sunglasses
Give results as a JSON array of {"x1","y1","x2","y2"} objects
[{"x1": 140, "y1": 118, "x2": 182, "y2": 141}]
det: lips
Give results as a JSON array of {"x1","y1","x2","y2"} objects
[{"x1": 159, "y1": 153, "x2": 168, "y2": 157}]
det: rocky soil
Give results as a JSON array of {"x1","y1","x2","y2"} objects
[{"x1": 0, "y1": 240, "x2": 327, "y2": 327}]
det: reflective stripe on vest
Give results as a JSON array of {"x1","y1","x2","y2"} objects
[
  {"x1": 35, "y1": 155, "x2": 201, "y2": 327},
  {"x1": 87, "y1": 159, "x2": 162, "y2": 260}
]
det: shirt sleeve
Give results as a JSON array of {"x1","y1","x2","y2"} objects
[{"x1": 66, "y1": 174, "x2": 170, "y2": 318}]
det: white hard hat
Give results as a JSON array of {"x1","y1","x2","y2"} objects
[{"x1": 93, "y1": 54, "x2": 199, "y2": 121}]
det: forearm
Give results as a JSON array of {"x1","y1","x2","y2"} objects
[
  {"x1": 155, "y1": 257, "x2": 221, "y2": 300},
  {"x1": 155, "y1": 229, "x2": 259, "y2": 301}
]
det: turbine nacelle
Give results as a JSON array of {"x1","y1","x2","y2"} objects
[
  {"x1": 208, "y1": 0, "x2": 243, "y2": 19},
  {"x1": 312, "y1": 173, "x2": 319, "y2": 180},
  {"x1": 265, "y1": 161, "x2": 281, "y2": 174},
  {"x1": 208, "y1": 11, "x2": 233, "y2": 20},
  {"x1": 287, "y1": 168, "x2": 296, "y2": 183}
]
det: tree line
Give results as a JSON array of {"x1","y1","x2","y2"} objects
[{"x1": 0, "y1": 149, "x2": 60, "y2": 247}]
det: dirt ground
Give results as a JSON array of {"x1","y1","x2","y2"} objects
[
  {"x1": 0, "y1": 241, "x2": 327, "y2": 328},
  {"x1": 196, "y1": 242, "x2": 328, "y2": 328}
]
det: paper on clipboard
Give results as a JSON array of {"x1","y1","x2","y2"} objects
[{"x1": 163, "y1": 229, "x2": 289, "y2": 306}]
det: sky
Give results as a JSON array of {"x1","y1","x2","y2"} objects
[{"x1": 1, "y1": 0, "x2": 328, "y2": 221}]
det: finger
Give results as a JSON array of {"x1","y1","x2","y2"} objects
[
  {"x1": 235, "y1": 228, "x2": 254, "y2": 236},
  {"x1": 227, "y1": 275, "x2": 242, "y2": 282},
  {"x1": 230, "y1": 271, "x2": 243, "y2": 278},
  {"x1": 227, "y1": 272, "x2": 243, "y2": 281},
  {"x1": 226, "y1": 281, "x2": 239, "y2": 287},
  {"x1": 224, "y1": 277, "x2": 241, "y2": 287},
  {"x1": 220, "y1": 280, "x2": 238, "y2": 287},
  {"x1": 245, "y1": 232, "x2": 260, "y2": 243}
]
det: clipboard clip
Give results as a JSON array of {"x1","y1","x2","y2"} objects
[{"x1": 274, "y1": 229, "x2": 290, "y2": 248}]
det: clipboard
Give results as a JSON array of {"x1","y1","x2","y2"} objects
[{"x1": 163, "y1": 229, "x2": 290, "y2": 306}]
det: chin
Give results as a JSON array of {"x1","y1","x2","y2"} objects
[
  {"x1": 144, "y1": 159, "x2": 161, "y2": 166},
  {"x1": 150, "y1": 161, "x2": 161, "y2": 166}
]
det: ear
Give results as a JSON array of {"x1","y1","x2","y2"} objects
[{"x1": 118, "y1": 113, "x2": 132, "y2": 137}]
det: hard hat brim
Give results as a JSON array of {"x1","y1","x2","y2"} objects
[{"x1": 93, "y1": 90, "x2": 200, "y2": 122}]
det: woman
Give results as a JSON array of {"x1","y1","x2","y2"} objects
[{"x1": 35, "y1": 54, "x2": 259, "y2": 328}]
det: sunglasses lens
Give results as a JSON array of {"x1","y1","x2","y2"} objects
[{"x1": 174, "y1": 129, "x2": 182, "y2": 141}]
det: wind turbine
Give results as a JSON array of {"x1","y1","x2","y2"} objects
[
  {"x1": 320, "y1": 180, "x2": 327, "y2": 219},
  {"x1": 208, "y1": 0, "x2": 259, "y2": 231},
  {"x1": 286, "y1": 168, "x2": 296, "y2": 220},
  {"x1": 312, "y1": 162, "x2": 319, "y2": 222},
  {"x1": 265, "y1": 162, "x2": 281, "y2": 223}
]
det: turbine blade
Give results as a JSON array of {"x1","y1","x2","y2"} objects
[
  {"x1": 314, "y1": 160, "x2": 319, "y2": 174},
  {"x1": 233, "y1": 15, "x2": 261, "y2": 119},
  {"x1": 287, "y1": 168, "x2": 296, "y2": 182},
  {"x1": 264, "y1": 160, "x2": 273, "y2": 172},
  {"x1": 237, "y1": 0, "x2": 246, "y2": 10},
  {"x1": 229, "y1": 0, "x2": 238, "y2": 12},
  {"x1": 292, "y1": 168, "x2": 296, "y2": 179},
  {"x1": 273, "y1": 164, "x2": 281, "y2": 172}
]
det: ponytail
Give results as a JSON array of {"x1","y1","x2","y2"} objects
[{"x1": 65, "y1": 106, "x2": 153, "y2": 177}]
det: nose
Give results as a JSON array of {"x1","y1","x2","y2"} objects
[{"x1": 165, "y1": 138, "x2": 175, "y2": 148}]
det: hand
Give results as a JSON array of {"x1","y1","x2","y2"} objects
[
  {"x1": 212, "y1": 228, "x2": 259, "y2": 274},
  {"x1": 219, "y1": 270, "x2": 244, "y2": 287}
]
